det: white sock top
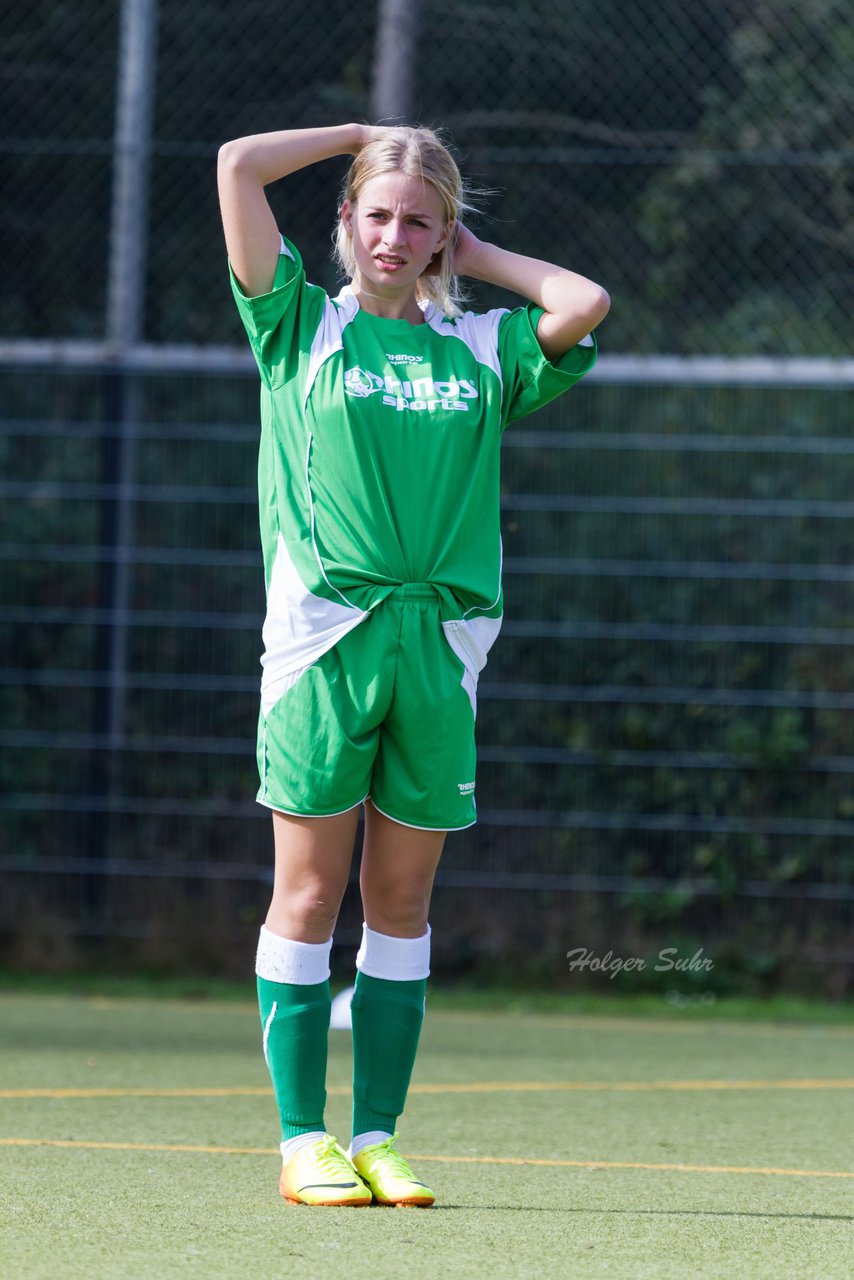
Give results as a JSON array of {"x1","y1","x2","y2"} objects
[
  {"x1": 355, "y1": 923, "x2": 431, "y2": 981},
  {"x1": 348, "y1": 1130, "x2": 392, "y2": 1159},
  {"x1": 256, "y1": 925, "x2": 332, "y2": 985},
  {"x1": 280, "y1": 1131, "x2": 326, "y2": 1164}
]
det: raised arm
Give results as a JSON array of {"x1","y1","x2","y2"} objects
[
  {"x1": 452, "y1": 225, "x2": 610, "y2": 361},
  {"x1": 217, "y1": 124, "x2": 366, "y2": 298}
]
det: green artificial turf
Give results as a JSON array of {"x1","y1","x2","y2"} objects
[{"x1": 1, "y1": 990, "x2": 852, "y2": 1280}]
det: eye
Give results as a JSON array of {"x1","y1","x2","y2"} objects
[{"x1": 408, "y1": 218, "x2": 428, "y2": 228}]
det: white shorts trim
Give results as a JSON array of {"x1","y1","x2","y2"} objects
[
  {"x1": 258, "y1": 794, "x2": 369, "y2": 819},
  {"x1": 368, "y1": 799, "x2": 476, "y2": 833}
]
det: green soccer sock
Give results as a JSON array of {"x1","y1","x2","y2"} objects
[
  {"x1": 351, "y1": 969, "x2": 427, "y2": 1137},
  {"x1": 257, "y1": 974, "x2": 331, "y2": 1140}
]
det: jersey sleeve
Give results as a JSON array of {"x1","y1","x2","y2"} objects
[
  {"x1": 228, "y1": 234, "x2": 324, "y2": 387},
  {"x1": 497, "y1": 304, "x2": 597, "y2": 428}
]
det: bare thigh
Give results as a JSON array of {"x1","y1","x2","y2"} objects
[
  {"x1": 359, "y1": 799, "x2": 447, "y2": 938},
  {"x1": 265, "y1": 806, "x2": 361, "y2": 943}
]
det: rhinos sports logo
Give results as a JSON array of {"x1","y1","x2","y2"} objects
[
  {"x1": 343, "y1": 364, "x2": 479, "y2": 414},
  {"x1": 344, "y1": 367, "x2": 385, "y2": 398}
]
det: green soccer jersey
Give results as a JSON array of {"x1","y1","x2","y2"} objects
[{"x1": 230, "y1": 235, "x2": 597, "y2": 717}]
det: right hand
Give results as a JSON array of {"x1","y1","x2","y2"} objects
[{"x1": 354, "y1": 123, "x2": 394, "y2": 152}]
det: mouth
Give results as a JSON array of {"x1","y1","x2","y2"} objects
[{"x1": 374, "y1": 254, "x2": 406, "y2": 271}]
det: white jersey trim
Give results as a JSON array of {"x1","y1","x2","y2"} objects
[
  {"x1": 441, "y1": 613, "x2": 503, "y2": 717},
  {"x1": 303, "y1": 291, "x2": 359, "y2": 409},
  {"x1": 260, "y1": 531, "x2": 368, "y2": 716},
  {"x1": 304, "y1": 431, "x2": 364, "y2": 613},
  {"x1": 462, "y1": 534, "x2": 503, "y2": 621},
  {"x1": 425, "y1": 306, "x2": 506, "y2": 388},
  {"x1": 331, "y1": 284, "x2": 362, "y2": 321}
]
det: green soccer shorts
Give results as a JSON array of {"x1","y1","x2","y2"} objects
[{"x1": 256, "y1": 583, "x2": 478, "y2": 830}]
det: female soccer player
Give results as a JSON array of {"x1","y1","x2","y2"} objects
[{"x1": 217, "y1": 122, "x2": 609, "y2": 1208}]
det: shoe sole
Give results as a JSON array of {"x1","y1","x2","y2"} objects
[
  {"x1": 282, "y1": 1194, "x2": 371, "y2": 1207},
  {"x1": 372, "y1": 1195, "x2": 435, "y2": 1208},
  {"x1": 279, "y1": 1175, "x2": 371, "y2": 1207}
]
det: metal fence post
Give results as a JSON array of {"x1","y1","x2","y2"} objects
[
  {"x1": 89, "y1": 0, "x2": 159, "y2": 909},
  {"x1": 370, "y1": 0, "x2": 421, "y2": 124}
]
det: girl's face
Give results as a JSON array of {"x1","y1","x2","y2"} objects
[{"x1": 342, "y1": 171, "x2": 450, "y2": 300}]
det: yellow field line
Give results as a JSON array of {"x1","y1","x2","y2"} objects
[
  {"x1": 409, "y1": 1153, "x2": 854, "y2": 1180},
  {"x1": 0, "y1": 1087, "x2": 275, "y2": 1099},
  {"x1": 0, "y1": 1138, "x2": 275, "y2": 1155},
  {"x1": 2, "y1": 1078, "x2": 853, "y2": 1100},
  {"x1": 410, "y1": 1079, "x2": 854, "y2": 1094},
  {"x1": 0, "y1": 1136, "x2": 850, "y2": 1179}
]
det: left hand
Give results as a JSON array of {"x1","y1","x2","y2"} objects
[{"x1": 449, "y1": 223, "x2": 483, "y2": 278}]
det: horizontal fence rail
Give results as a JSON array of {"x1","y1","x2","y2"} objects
[
  {"x1": 1, "y1": 363, "x2": 852, "y2": 938},
  {"x1": 2, "y1": 0, "x2": 853, "y2": 980}
]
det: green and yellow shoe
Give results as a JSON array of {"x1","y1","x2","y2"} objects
[
  {"x1": 279, "y1": 1134, "x2": 372, "y2": 1207},
  {"x1": 351, "y1": 1133, "x2": 435, "y2": 1208}
]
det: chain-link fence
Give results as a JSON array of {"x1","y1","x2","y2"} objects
[
  {"x1": 2, "y1": 0, "x2": 852, "y2": 354},
  {"x1": 1, "y1": 1, "x2": 852, "y2": 988}
]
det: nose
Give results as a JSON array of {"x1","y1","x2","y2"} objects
[{"x1": 382, "y1": 218, "x2": 406, "y2": 250}]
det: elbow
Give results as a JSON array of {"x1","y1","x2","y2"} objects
[
  {"x1": 588, "y1": 285, "x2": 611, "y2": 329},
  {"x1": 217, "y1": 139, "x2": 241, "y2": 175},
  {"x1": 556, "y1": 279, "x2": 610, "y2": 337},
  {"x1": 217, "y1": 138, "x2": 257, "y2": 179}
]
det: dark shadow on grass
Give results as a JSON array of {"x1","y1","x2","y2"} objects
[{"x1": 434, "y1": 1206, "x2": 854, "y2": 1221}]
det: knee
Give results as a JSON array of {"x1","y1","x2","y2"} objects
[
  {"x1": 363, "y1": 882, "x2": 430, "y2": 937},
  {"x1": 267, "y1": 882, "x2": 342, "y2": 941}
]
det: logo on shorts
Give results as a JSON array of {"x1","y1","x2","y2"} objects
[{"x1": 458, "y1": 781, "x2": 476, "y2": 795}]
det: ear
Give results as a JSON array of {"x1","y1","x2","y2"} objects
[
  {"x1": 341, "y1": 198, "x2": 355, "y2": 234},
  {"x1": 435, "y1": 217, "x2": 454, "y2": 255}
]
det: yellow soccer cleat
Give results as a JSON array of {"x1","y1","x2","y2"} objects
[
  {"x1": 279, "y1": 1134, "x2": 372, "y2": 1207},
  {"x1": 351, "y1": 1133, "x2": 435, "y2": 1208}
]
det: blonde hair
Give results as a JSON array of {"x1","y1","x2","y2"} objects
[{"x1": 334, "y1": 125, "x2": 469, "y2": 318}]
